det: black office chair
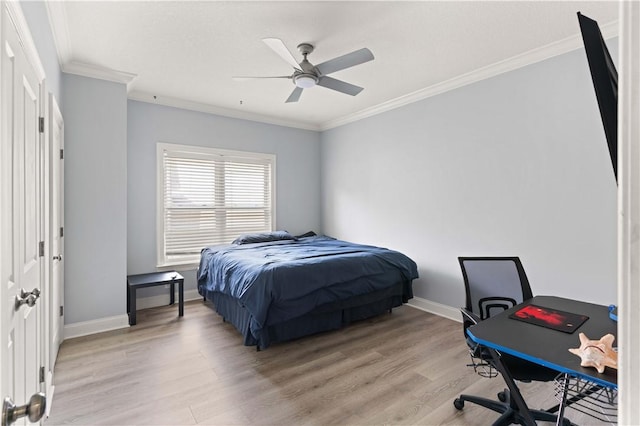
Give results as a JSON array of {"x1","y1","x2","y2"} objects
[{"x1": 453, "y1": 257, "x2": 568, "y2": 425}]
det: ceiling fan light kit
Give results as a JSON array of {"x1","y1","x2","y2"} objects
[
  {"x1": 234, "y1": 38, "x2": 374, "y2": 103},
  {"x1": 294, "y1": 74, "x2": 318, "y2": 88}
]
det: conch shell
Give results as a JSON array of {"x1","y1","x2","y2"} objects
[{"x1": 568, "y1": 332, "x2": 617, "y2": 373}]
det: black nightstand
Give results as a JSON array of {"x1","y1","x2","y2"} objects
[{"x1": 126, "y1": 271, "x2": 184, "y2": 325}]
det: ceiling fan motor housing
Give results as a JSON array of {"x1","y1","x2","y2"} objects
[{"x1": 294, "y1": 44, "x2": 319, "y2": 88}]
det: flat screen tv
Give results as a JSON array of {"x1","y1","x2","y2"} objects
[{"x1": 577, "y1": 12, "x2": 618, "y2": 183}]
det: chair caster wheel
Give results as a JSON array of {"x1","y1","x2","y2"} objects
[
  {"x1": 453, "y1": 398, "x2": 464, "y2": 410},
  {"x1": 497, "y1": 391, "x2": 507, "y2": 402}
]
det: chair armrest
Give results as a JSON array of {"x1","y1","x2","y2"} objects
[{"x1": 461, "y1": 308, "x2": 481, "y2": 326}]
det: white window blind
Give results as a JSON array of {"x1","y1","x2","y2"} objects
[{"x1": 157, "y1": 143, "x2": 275, "y2": 266}]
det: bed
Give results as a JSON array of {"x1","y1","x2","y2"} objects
[{"x1": 197, "y1": 231, "x2": 418, "y2": 349}]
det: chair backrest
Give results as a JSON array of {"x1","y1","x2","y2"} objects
[{"x1": 458, "y1": 257, "x2": 533, "y2": 322}]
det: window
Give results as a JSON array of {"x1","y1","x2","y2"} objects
[{"x1": 157, "y1": 143, "x2": 275, "y2": 266}]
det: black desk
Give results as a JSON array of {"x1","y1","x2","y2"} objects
[
  {"x1": 127, "y1": 271, "x2": 184, "y2": 325},
  {"x1": 467, "y1": 296, "x2": 617, "y2": 425}
]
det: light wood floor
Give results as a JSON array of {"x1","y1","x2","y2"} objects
[{"x1": 45, "y1": 301, "x2": 608, "y2": 425}]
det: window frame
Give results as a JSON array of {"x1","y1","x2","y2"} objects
[{"x1": 156, "y1": 142, "x2": 276, "y2": 268}]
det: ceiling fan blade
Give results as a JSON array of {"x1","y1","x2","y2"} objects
[
  {"x1": 232, "y1": 76, "x2": 291, "y2": 81},
  {"x1": 315, "y1": 48, "x2": 374, "y2": 75},
  {"x1": 262, "y1": 38, "x2": 301, "y2": 70},
  {"x1": 285, "y1": 87, "x2": 303, "y2": 103},
  {"x1": 317, "y1": 76, "x2": 364, "y2": 96}
]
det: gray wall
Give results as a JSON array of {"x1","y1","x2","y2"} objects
[
  {"x1": 321, "y1": 45, "x2": 618, "y2": 308},
  {"x1": 22, "y1": 0, "x2": 126, "y2": 320},
  {"x1": 127, "y1": 101, "x2": 321, "y2": 296},
  {"x1": 62, "y1": 74, "x2": 128, "y2": 324},
  {"x1": 20, "y1": 0, "x2": 618, "y2": 324}
]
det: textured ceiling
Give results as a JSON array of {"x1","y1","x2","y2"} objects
[{"x1": 46, "y1": 1, "x2": 619, "y2": 130}]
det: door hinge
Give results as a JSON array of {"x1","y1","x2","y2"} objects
[
  {"x1": 60, "y1": 148, "x2": 64, "y2": 159},
  {"x1": 60, "y1": 305, "x2": 64, "y2": 317},
  {"x1": 60, "y1": 226, "x2": 64, "y2": 238},
  {"x1": 39, "y1": 117, "x2": 44, "y2": 133},
  {"x1": 39, "y1": 366, "x2": 45, "y2": 383},
  {"x1": 39, "y1": 241, "x2": 45, "y2": 257}
]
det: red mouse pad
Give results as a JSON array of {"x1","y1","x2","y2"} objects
[{"x1": 509, "y1": 304, "x2": 589, "y2": 333}]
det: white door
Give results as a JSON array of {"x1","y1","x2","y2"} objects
[
  {"x1": 46, "y1": 94, "x2": 63, "y2": 401},
  {"x1": 1, "y1": 3, "x2": 46, "y2": 425}
]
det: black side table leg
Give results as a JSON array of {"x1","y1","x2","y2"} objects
[
  {"x1": 128, "y1": 286, "x2": 137, "y2": 326},
  {"x1": 178, "y1": 280, "x2": 184, "y2": 317},
  {"x1": 169, "y1": 282, "x2": 175, "y2": 305}
]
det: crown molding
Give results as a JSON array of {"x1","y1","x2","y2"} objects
[
  {"x1": 132, "y1": 18, "x2": 617, "y2": 133},
  {"x1": 63, "y1": 61, "x2": 137, "y2": 87},
  {"x1": 45, "y1": 0, "x2": 72, "y2": 67},
  {"x1": 46, "y1": 2, "x2": 136, "y2": 88},
  {"x1": 43, "y1": 0, "x2": 618, "y2": 133},
  {"x1": 320, "y1": 20, "x2": 619, "y2": 131},
  {"x1": 128, "y1": 91, "x2": 321, "y2": 131}
]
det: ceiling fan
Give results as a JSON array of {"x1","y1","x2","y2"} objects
[{"x1": 234, "y1": 38, "x2": 374, "y2": 103}]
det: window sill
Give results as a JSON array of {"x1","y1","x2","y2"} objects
[{"x1": 155, "y1": 261, "x2": 199, "y2": 272}]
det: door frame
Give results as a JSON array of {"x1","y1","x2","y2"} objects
[
  {"x1": 43, "y1": 93, "x2": 64, "y2": 413},
  {"x1": 0, "y1": 0, "x2": 49, "y2": 420},
  {"x1": 618, "y1": 2, "x2": 640, "y2": 423}
]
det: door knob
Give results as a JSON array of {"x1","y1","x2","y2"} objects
[
  {"x1": 21, "y1": 288, "x2": 40, "y2": 299},
  {"x1": 2, "y1": 393, "x2": 46, "y2": 426},
  {"x1": 14, "y1": 288, "x2": 40, "y2": 311}
]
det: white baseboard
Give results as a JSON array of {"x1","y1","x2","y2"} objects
[
  {"x1": 63, "y1": 289, "x2": 202, "y2": 340},
  {"x1": 406, "y1": 296, "x2": 461, "y2": 323},
  {"x1": 63, "y1": 293, "x2": 451, "y2": 339},
  {"x1": 135, "y1": 288, "x2": 201, "y2": 309},
  {"x1": 64, "y1": 314, "x2": 130, "y2": 339}
]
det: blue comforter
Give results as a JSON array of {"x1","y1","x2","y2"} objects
[{"x1": 197, "y1": 236, "x2": 418, "y2": 338}]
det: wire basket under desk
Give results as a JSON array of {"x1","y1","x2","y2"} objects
[{"x1": 554, "y1": 374, "x2": 617, "y2": 424}]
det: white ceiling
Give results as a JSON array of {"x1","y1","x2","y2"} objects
[{"x1": 46, "y1": 1, "x2": 619, "y2": 131}]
